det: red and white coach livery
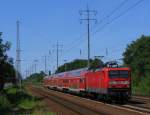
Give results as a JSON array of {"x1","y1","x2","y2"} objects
[{"x1": 43, "y1": 62, "x2": 131, "y2": 102}]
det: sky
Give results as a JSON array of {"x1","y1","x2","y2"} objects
[{"x1": 0, "y1": 0, "x2": 150, "y2": 77}]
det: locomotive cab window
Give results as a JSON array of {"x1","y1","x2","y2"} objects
[{"x1": 109, "y1": 70, "x2": 129, "y2": 78}]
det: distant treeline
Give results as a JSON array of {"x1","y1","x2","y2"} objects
[
  {"x1": 56, "y1": 58, "x2": 104, "y2": 73},
  {"x1": 25, "y1": 71, "x2": 46, "y2": 84}
]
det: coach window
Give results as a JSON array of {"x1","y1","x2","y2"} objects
[
  {"x1": 80, "y1": 78, "x2": 84, "y2": 83},
  {"x1": 63, "y1": 79, "x2": 68, "y2": 83}
]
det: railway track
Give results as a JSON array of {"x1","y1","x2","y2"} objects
[
  {"x1": 124, "y1": 96, "x2": 150, "y2": 114},
  {"x1": 27, "y1": 85, "x2": 150, "y2": 115},
  {"x1": 132, "y1": 96, "x2": 150, "y2": 103},
  {"x1": 29, "y1": 85, "x2": 105, "y2": 115},
  {"x1": 121, "y1": 104, "x2": 150, "y2": 114}
]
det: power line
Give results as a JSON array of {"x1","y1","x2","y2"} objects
[
  {"x1": 28, "y1": 1, "x2": 143, "y2": 73},
  {"x1": 53, "y1": 41, "x2": 63, "y2": 71},
  {"x1": 63, "y1": 0, "x2": 143, "y2": 60},
  {"x1": 36, "y1": 1, "x2": 143, "y2": 74},
  {"x1": 92, "y1": 0, "x2": 144, "y2": 36},
  {"x1": 93, "y1": 0, "x2": 129, "y2": 28},
  {"x1": 79, "y1": 5, "x2": 97, "y2": 68},
  {"x1": 64, "y1": 1, "x2": 129, "y2": 51},
  {"x1": 59, "y1": 1, "x2": 130, "y2": 61}
]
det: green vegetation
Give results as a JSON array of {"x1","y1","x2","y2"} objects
[
  {"x1": 0, "y1": 86, "x2": 54, "y2": 115},
  {"x1": 132, "y1": 76, "x2": 150, "y2": 95},
  {"x1": 25, "y1": 71, "x2": 46, "y2": 85},
  {"x1": 123, "y1": 35, "x2": 150, "y2": 95},
  {"x1": 0, "y1": 94, "x2": 11, "y2": 109},
  {"x1": 0, "y1": 33, "x2": 16, "y2": 91},
  {"x1": 18, "y1": 98, "x2": 37, "y2": 109},
  {"x1": 25, "y1": 35, "x2": 150, "y2": 96},
  {"x1": 56, "y1": 59, "x2": 88, "y2": 73},
  {"x1": 56, "y1": 58, "x2": 104, "y2": 73}
]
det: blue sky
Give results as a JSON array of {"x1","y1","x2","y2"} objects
[{"x1": 0, "y1": 0, "x2": 149, "y2": 77}]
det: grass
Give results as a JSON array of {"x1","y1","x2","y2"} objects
[
  {"x1": 6, "y1": 86, "x2": 18, "y2": 94},
  {"x1": 0, "y1": 86, "x2": 55, "y2": 115},
  {"x1": 18, "y1": 99, "x2": 37, "y2": 109}
]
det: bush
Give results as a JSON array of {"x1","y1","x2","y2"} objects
[
  {"x1": 123, "y1": 35, "x2": 150, "y2": 95},
  {"x1": 132, "y1": 76, "x2": 150, "y2": 96},
  {"x1": 6, "y1": 86, "x2": 17, "y2": 94},
  {"x1": 18, "y1": 99, "x2": 37, "y2": 109},
  {"x1": 0, "y1": 95, "x2": 11, "y2": 109}
]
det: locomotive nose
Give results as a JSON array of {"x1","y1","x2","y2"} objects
[
  {"x1": 108, "y1": 70, "x2": 130, "y2": 88},
  {"x1": 109, "y1": 80, "x2": 130, "y2": 88}
]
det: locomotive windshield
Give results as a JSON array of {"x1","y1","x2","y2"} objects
[{"x1": 109, "y1": 70, "x2": 129, "y2": 78}]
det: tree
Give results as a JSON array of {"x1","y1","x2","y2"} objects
[
  {"x1": 25, "y1": 71, "x2": 46, "y2": 83},
  {"x1": 123, "y1": 35, "x2": 150, "y2": 84},
  {"x1": 0, "y1": 34, "x2": 16, "y2": 91},
  {"x1": 56, "y1": 58, "x2": 104, "y2": 73},
  {"x1": 56, "y1": 59, "x2": 88, "y2": 73},
  {"x1": 89, "y1": 58, "x2": 104, "y2": 70}
]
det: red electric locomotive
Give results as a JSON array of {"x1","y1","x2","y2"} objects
[{"x1": 43, "y1": 62, "x2": 131, "y2": 102}]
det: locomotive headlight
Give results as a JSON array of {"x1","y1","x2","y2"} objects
[
  {"x1": 109, "y1": 81, "x2": 117, "y2": 85},
  {"x1": 109, "y1": 81, "x2": 130, "y2": 85},
  {"x1": 122, "y1": 81, "x2": 130, "y2": 85}
]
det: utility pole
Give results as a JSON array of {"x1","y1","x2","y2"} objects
[
  {"x1": 106, "y1": 48, "x2": 108, "y2": 56},
  {"x1": 42, "y1": 55, "x2": 50, "y2": 74},
  {"x1": 25, "y1": 69, "x2": 28, "y2": 78},
  {"x1": 16, "y1": 20, "x2": 22, "y2": 90},
  {"x1": 44, "y1": 55, "x2": 47, "y2": 74},
  {"x1": 31, "y1": 64, "x2": 34, "y2": 75},
  {"x1": 79, "y1": 5, "x2": 97, "y2": 68},
  {"x1": 64, "y1": 59, "x2": 67, "y2": 71},
  {"x1": 53, "y1": 41, "x2": 63, "y2": 71},
  {"x1": 34, "y1": 60, "x2": 38, "y2": 73}
]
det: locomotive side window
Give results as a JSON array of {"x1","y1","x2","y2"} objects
[
  {"x1": 63, "y1": 79, "x2": 69, "y2": 83},
  {"x1": 109, "y1": 70, "x2": 129, "y2": 78}
]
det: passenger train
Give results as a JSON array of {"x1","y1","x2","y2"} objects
[{"x1": 43, "y1": 62, "x2": 131, "y2": 102}]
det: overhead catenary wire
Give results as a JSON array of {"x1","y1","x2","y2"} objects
[
  {"x1": 60, "y1": 0, "x2": 131, "y2": 55},
  {"x1": 67, "y1": 0, "x2": 144, "y2": 59},
  {"x1": 92, "y1": 0, "x2": 144, "y2": 36},
  {"x1": 60, "y1": 0, "x2": 144, "y2": 62},
  {"x1": 63, "y1": 0, "x2": 130, "y2": 54},
  {"x1": 24, "y1": 0, "x2": 144, "y2": 75},
  {"x1": 91, "y1": 0, "x2": 129, "y2": 29}
]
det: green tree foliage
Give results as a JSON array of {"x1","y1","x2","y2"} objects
[
  {"x1": 123, "y1": 35, "x2": 150, "y2": 95},
  {"x1": 56, "y1": 58, "x2": 104, "y2": 73},
  {"x1": 56, "y1": 59, "x2": 87, "y2": 73},
  {"x1": 25, "y1": 71, "x2": 46, "y2": 84},
  {"x1": 89, "y1": 58, "x2": 104, "y2": 70},
  {"x1": 0, "y1": 35, "x2": 16, "y2": 91}
]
